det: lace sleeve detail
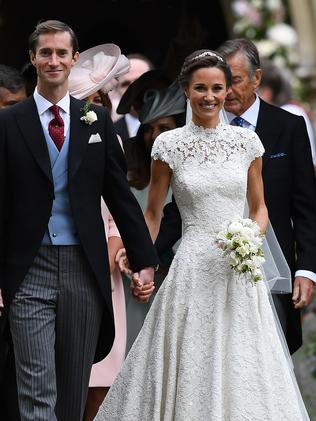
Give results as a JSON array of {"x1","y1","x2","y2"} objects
[
  {"x1": 244, "y1": 130, "x2": 265, "y2": 164},
  {"x1": 151, "y1": 132, "x2": 175, "y2": 170}
]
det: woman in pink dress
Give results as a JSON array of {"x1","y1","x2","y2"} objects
[
  {"x1": 68, "y1": 43, "x2": 130, "y2": 420},
  {"x1": 84, "y1": 200, "x2": 127, "y2": 419}
]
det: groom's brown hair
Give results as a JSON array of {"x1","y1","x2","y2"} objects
[{"x1": 28, "y1": 20, "x2": 79, "y2": 57}]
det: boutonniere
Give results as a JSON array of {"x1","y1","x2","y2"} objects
[{"x1": 80, "y1": 102, "x2": 98, "y2": 125}]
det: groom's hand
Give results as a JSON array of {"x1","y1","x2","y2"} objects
[{"x1": 131, "y1": 267, "x2": 155, "y2": 303}]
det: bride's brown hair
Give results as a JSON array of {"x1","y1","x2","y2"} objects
[{"x1": 178, "y1": 49, "x2": 232, "y2": 89}]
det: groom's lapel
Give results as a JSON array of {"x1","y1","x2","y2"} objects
[
  {"x1": 15, "y1": 97, "x2": 53, "y2": 185},
  {"x1": 68, "y1": 97, "x2": 90, "y2": 180}
]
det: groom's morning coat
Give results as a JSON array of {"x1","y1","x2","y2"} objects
[{"x1": 0, "y1": 95, "x2": 158, "y2": 362}]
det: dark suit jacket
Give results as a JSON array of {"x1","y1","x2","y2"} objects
[
  {"x1": 156, "y1": 99, "x2": 316, "y2": 354},
  {"x1": 0, "y1": 96, "x2": 158, "y2": 363},
  {"x1": 155, "y1": 195, "x2": 181, "y2": 258},
  {"x1": 114, "y1": 116, "x2": 129, "y2": 143}
]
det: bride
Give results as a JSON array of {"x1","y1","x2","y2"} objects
[{"x1": 95, "y1": 50, "x2": 309, "y2": 420}]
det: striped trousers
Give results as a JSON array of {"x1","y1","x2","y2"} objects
[{"x1": 9, "y1": 246, "x2": 104, "y2": 421}]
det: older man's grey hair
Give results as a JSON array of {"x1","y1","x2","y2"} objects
[{"x1": 217, "y1": 38, "x2": 260, "y2": 78}]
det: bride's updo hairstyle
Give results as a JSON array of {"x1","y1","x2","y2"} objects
[{"x1": 178, "y1": 49, "x2": 232, "y2": 90}]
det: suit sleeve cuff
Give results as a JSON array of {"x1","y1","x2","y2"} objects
[{"x1": 295, "y1": 270, "x2": 316, "y2": 283}]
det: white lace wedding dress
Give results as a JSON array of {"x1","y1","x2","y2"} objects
[{"x1": 95, "y1": 121, "x2": 309, "y2": 420}]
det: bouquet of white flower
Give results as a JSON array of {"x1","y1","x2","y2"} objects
[{"x1": 216, "y1": 217, "x2": 265, "y2": 283}]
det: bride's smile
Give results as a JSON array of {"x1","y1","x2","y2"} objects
[{"x1": 185, "y1": 67, "x2": 227, "y2": 128}]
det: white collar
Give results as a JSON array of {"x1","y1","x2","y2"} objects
[
  {"x1": 125, "y1": 112, "x2": 139, "y2": 125},
  {"x1": 125, "y1": 113, "x2": 141, "y2": 137},
  {"x1": 225, "y1": 94, "x2": 260, "y2": 127},
  {"x1": 33, "y1": 87, "x2": 70, "y2": 116}
]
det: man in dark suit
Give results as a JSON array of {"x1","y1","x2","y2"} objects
[
  {"x1": 157, "y1": 38, "x2": 316, "y2": 355},
  {"x1": 0, "y1": 20, "x2": 158, "y2": 420}
]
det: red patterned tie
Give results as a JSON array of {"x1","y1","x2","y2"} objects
[{"x1": 48, "y1": 105, "x2": 64, "y2": 151}]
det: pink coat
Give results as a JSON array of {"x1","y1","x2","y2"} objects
[{"x1": 89, "y1": 200, "x2": 126, "y2": 387}]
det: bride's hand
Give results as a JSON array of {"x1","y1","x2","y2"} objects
[
  {"x1": 115, "y1": 248, "x2": 132, "y2": 275},
  {"x1": 130, "y1": 271, "x2": 155, "y2": 303}
]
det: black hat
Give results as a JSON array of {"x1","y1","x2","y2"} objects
[
  {"x1": 138, "y1": 80, "x2": 186, "y2": 124},
  {"x1": 117, "y1": 69, "x2": 172, "y2": 115}
]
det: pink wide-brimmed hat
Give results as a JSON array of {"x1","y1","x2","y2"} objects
[{"x1": 69, "y1": 43, "x2": 129, "y2": 100}]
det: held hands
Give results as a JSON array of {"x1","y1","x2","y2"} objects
[
  {"x1": 292, "y1": 276, "x2": 315, "y2": 309},
  {"x1": 115, "y1": 249, "x2": 155, "y2": 303},
  {"x1": 131, "y1": 267, "x2": 155, "y2": 304}
]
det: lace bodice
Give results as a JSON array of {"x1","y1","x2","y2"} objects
[{"x1": 152, "y1": 121, "x2": 264, "y2": 236}]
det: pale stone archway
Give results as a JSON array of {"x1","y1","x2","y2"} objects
[{"x1": 287, "y1": 0, "x2": 316, "y2": 112}]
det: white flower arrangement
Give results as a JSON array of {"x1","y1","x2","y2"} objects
[
  {"x1": 231, "y1": 0, "x2": 300, "y2": 70},
  {"x1": 267, "y1": 23, "x2": 298, "y2": 48},
  {"x1": 216, "y1": 217, "x2": 265, "y2": 283},
  {"x1": 80, "y1": 103, "x2": 98, "y2": 125}
]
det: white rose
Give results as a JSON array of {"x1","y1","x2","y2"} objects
[
  {"x1": 267, "y1": 23, "x2": 298, "y2": 48},
  {"x1": 240, "y1": 226, "x2": 254, "y2": 241},
  {"x1": 242, "y1": 218, "x2": 253, "y2": 226},
  {"x1": 251, "y1": 236, "x2": 263, "y2": 248},
  {"x1": 228, "y1": 221, "x2": 243, "y2": 235},
  {"x1": 85, "y1": 111, "x2": 98, "y2": 124}
]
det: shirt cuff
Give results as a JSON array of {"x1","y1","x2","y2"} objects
[{"x1": 295, "y1": 270, "x2": 316, "y2": 283}]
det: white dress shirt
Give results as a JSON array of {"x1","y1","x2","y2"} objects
[
  {"x1": 33, "y1": 88, "x2": 70, "y2": 136},
  {"x1": 125, "y1": 113, "x2": 141, "y2": 137}
]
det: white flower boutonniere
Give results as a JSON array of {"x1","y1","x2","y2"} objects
[{"x1": 81, "y1": 103, "x2": 98, "y2": 125}]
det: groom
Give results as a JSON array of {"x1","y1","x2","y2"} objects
[
  {"x1": 156, "y1": 38, "x2": 316, "y2": 355},
  {"x1": 0, "y1": 20, "x2": 158, "y2": 420}
]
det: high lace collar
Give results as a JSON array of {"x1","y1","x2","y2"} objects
[{"x1": 187, "y1": 120, "x2": 226, "y2": 136}]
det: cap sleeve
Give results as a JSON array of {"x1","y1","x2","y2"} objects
[
  {"x1": 246, "y1": 131, "x2": 265, "y2": 163},
  {"x1": 151, "y1": 132, "x2": 174, "y2": 170}
]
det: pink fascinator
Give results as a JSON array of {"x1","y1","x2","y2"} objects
[{"x1": 69, "y1": 43, "x2": 129, "y2": 100}]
